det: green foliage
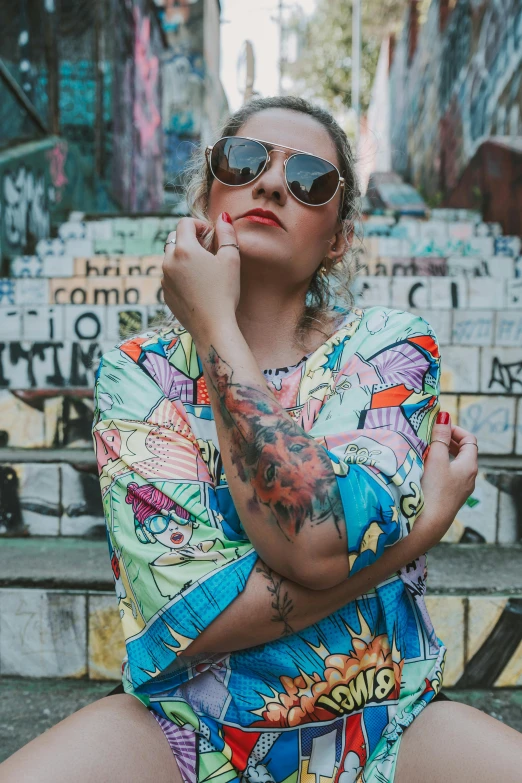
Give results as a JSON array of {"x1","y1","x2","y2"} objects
[{"x1": 286, "y1": 0, "x2": 407, "y2": 115}]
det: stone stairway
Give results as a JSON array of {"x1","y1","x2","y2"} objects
[{"x1": 0, "y1": 207, "x2": 521, "y2": 696}]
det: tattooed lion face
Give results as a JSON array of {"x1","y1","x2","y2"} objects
[{"x1": 252, "y1": 419, "x2": 333, "y2": 536}]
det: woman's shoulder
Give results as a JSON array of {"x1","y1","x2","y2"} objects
[
  {"x1": 94, "y1": 324, "x2": 187, "y2": 423},
  {"x1": 358, "y1": 306, "x2": 440, "y2": 349}
]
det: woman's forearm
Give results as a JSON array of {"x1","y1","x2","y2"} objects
[
  {"x1": 183, "y1": 516, "x2": 436, "y2": 656},
  {"x1": 194, "y1": 319, "x2": 349, "y2": 587}
]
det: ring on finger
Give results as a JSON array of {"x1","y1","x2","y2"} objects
[
  {"x1": 460, "y1": 441, "x2": 479, "y2": 448},
  {"x1": 218, "y1": 242, "x2": 240, "y2": 251},
  {"x1": 164, "y1": 233, "x2": 177, "y2": 252},
  {"x1": 431, "y1": 438, "x2": 450, "y2": 447}
]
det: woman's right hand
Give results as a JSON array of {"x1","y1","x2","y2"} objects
[{"x1": 416, "y1": 413, "x2": 479, "y2": 548}]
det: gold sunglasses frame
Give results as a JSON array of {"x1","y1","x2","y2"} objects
[{"x1": 205, "y1": 135, "x2": 345, "y2": 207}]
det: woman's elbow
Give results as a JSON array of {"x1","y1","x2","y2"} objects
[{"x1": 285, "y1": 556, "x2": 349, "y2": 591}]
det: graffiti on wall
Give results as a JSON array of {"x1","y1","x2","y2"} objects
[
  {"x1": 133, "y1": 8, "x2": 161, "y2": 156},
  {"x1": 111, "y1": 0, "x2": 164, "y2": 212},
  {"x1": 1, "y1": 167, "x2": 52, "y2": 255},
  {"x1": 163, "y1": 53, "x2": 204, "y2": 182},
  {"x1": 388, "y1": 0, "x2": 522, "y2": 198},
  {"x1": 0, "y1": 140, "x2": 93, "y2": 259}
]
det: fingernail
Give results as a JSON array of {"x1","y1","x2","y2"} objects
[
  {"x1": 221, "y1": 212, "x2": 232, "y2": 224},
  {"x1": 436, "y1": 411, "x2": 450, "y2": 425}
]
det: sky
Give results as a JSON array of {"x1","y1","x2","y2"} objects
[{"x1": 220, "y1": 0, "x2": 317, "y2": 112}]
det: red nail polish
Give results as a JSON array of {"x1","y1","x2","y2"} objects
[
  {"x1": 436, "y1": 411, "x2": 450, "y2": 425},
  {"x1": 222, "y1": 212, "x2": 232, "y2": 224}
]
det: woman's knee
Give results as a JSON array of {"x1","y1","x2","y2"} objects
[
  {"x1": 0, "y1": 693, "x2": 179, "y2": 783},
  {"x1": 395, "y1": 700, "x2": 522, "y2": 783}
]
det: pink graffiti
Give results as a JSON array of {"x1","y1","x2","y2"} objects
[
  {"x1": 46, "y1": 143, "x2": 68, "y2": 189},
  {"x1": 133, "y1": 8, "x2": 161, "y2": 154}
]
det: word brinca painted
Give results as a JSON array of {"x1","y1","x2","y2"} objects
[{"x1": 316, "y1": 666, "x2": 396, "y2": 716}]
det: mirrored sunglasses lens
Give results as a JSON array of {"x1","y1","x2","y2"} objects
[
  {"x1": 286, "y1": 155, "x2": 339, "y2": 205},
  {"x1": 211, "y1": 138, "x2": 267, "y2": 186}
]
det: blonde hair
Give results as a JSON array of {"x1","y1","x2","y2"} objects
[{"x1": 171, "y1": 96, "x2": 362, "y2": 347}]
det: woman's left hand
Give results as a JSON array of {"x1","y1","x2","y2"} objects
[{"x1": 161, "y1": 212, "x2": 241, "y2": 338}]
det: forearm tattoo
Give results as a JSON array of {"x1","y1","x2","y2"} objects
[
  {"x1": 256, "y1": 562, "x2": 294, "y2": 637},
  {"x1": 205, "y1": 346, "x2": 344, "y2": 540}
]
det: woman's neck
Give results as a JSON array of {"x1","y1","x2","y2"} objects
[{"x1": 235, "y1": 286, "x2": 331, "y2": 370}]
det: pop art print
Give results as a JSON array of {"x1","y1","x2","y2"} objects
[{"x1": 93, "y1": 307, "x2": 445, "y2": 783}]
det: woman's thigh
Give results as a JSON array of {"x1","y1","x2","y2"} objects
[
  {"x1": 0, "y1": 694, "x2": 183, "y2": 783},
  {"x1": 395, "y1": 700, "x2": 522, "y2": 783}
]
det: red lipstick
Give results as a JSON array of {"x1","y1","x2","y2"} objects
[{"x1": 239, "y1": 208, "x2": 284, "y2": 229}]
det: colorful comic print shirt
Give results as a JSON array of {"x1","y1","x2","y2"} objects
[{"x1": 93, "y1": 307, "x2": 446, "y2": 783}]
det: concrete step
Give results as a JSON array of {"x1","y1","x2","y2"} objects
[
  {"x1": 0, "y1": 539, "x2": 521, "y2": 690},
  {"x1": 1, "y1": 676, "x2": 520, "y2": 763},
  {"x1": 1, "y1": 453, "x2": 521, "y2": 545}
]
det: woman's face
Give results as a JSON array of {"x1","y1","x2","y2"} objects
[
  {"x1": 149, "y1": 515, "x2": 193, "y2": 549},
  {"x1": 207, "y1": 108, "x2": 346, "y2": 284}
]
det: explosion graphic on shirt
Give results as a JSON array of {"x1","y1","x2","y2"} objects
[{"x1": 251, "y1": 610, "x2": 404, "y2": 728}]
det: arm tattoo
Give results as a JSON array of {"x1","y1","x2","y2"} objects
[
  {"x1": 256, "y1": 562, "x2": 294, "y2": 637},
  {"x1": 205, "y1": 346, "x2": 344, "y2": 540}
]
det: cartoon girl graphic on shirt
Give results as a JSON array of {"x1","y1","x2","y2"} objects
[{"x1": 125, "y1": 482, "x2": 231, "y2": 599}]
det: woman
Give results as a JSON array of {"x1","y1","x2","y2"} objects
[{"x1": 2, "y1": 96, "x2": 520, "y2": 783}]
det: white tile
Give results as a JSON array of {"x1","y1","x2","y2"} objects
[
  {"x1": 459, "y1": 395, "x2": 515, "y2": 454},
  {"x1": 464, "y1": 237, "x2": 495, "y2": 256},
  {"x1": 481, "y1": 347, "x2": 522, "y2": 394},
  {"x1": 448, "y1": 221, "x2": 475, "y2": 240},
  {"x1": 14, "y1": 279, "x2": 49, "y2": 306},
  {"x1": 429, "y1": 277, "x2": 468, "y2": 309},
  {"x1": 451, "y1": 310, "x2": 494, "y2": 346},
  {"x1": 10, "y1": 256, "x2": 43, "y2": 278},
  {"x1": 0, "y1": 589, "x2": 87, "y2": 677},
  {"x1": 440, "y1": 346, "x2": 480, "y2": 392},
  {"x1": 63, "y1": 238, "x2": 94, "y2": 258},
  {"x1": 378, "y1": 237, "x2": 411, "y2": 257},
  {"x1": 495, "y1": 312, "x2": 522, "y2": 346},
  {"x1": 22, "y1": 306, "x2": 64, "y2": 341},
  {"x1": 41, "y1": 255, "x2": 75, "y2": 277},
  {"x1": 36, "y1": 237, "x2": 65, "y2": 258},
  {"x1": 58, "y1": 221, "x2": 87, "y2": 240},
  {"x1": 390, "y1": 276, "x2": 429, "y2": 310},
  {"x1": 0, "y1": 279, "x2": 17, "y2": 305},
  {"x1": 475, "y1": 222, "x2": 502, "y2": 238},
  {"x1": 467, "y1": 278, "x2": 503, "y2": 309},
  {"x1": 84, "y1": 220, "x2": 113, "y2": 240},
  {"x1": 419, "y1": 220, "x2": 448, "y2": 244},
  {"x1": 63, "y1": 305, "x2": 106, "y2": 341},
  {"x1": 455, "y1": 471, "x2": 498, "y2": 543},
  {"x1": 495, "y1": 236, "x2": 521, "y2": 257},
  {"x1": 447, "y1": 256, "x2": 514, "y2": 279},
  {"x1": 505, "y1": 279, "x2": 522, "y2": 309},
  {"x1": 0, "y1": 307, "x2": 22, "y2": 340}
]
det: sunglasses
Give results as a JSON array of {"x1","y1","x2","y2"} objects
[
  {"x1": 206, "y1": 136, "x2": 345, "y2": 208},
  {"x1": 145, "y1": 511, "x2": 192, "y2": 536}
]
